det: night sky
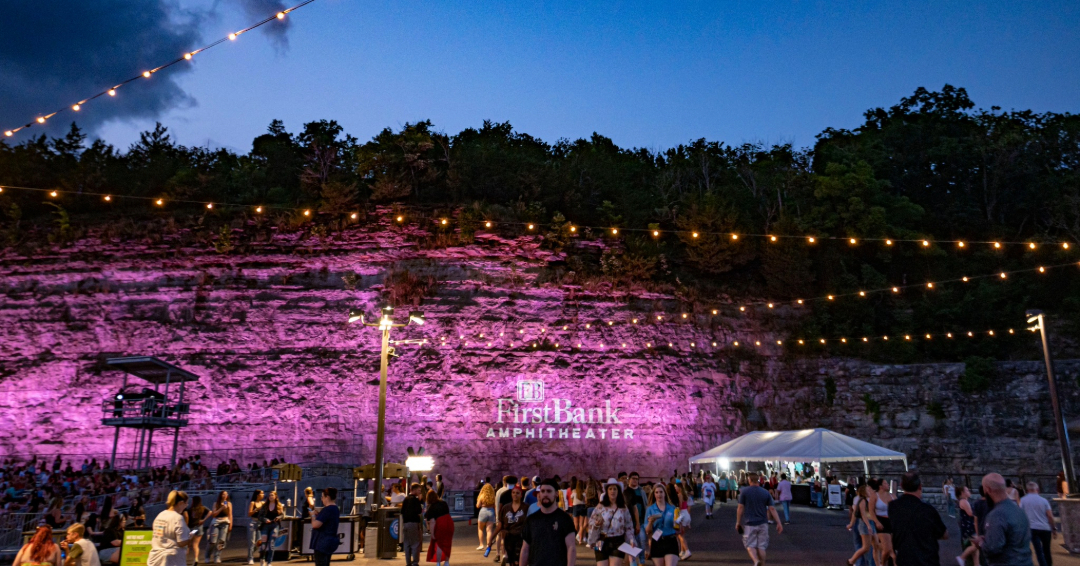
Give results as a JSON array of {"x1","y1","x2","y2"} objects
[{"x1": 3, "y1": 0, "x2": 1078, "y2": 152}]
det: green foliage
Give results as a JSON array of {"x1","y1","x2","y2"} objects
[
  {"x1": 214, "y1": 225, "x2": 234, "y2": 254},
  {"x1": 674, "y1": 194, "x2": 755, "y2": 274},
  {"x1": 862, "y1": 393, "x2": 881, "y2": 420},
  {"x1": 960, "y1": 356, "x2": 996, "y2": 393},
  {"x1": 45, "y1": 203, "x2": 73, "y2": 246}
]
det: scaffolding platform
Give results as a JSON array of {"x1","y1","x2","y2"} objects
[{"x1": 103, "y1": 356, "x2": 199, "y2": 469}]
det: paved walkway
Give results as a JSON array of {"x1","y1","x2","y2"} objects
[{"x1": 201, "y1": 501, "x2": 1079, "y2": 566}]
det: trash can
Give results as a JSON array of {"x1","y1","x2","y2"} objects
[{"x1": 377, "y1": 507, "x2": 400, "y2": 559}]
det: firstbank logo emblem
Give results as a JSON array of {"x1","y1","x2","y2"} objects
[{"x1": 516, "y1": 380, "x2": 544, "y2": 402}]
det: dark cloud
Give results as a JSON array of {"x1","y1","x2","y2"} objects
[
  {"x1": 0, "y1": 0, "x2": 207, "y2": 139},
  {"x1": 0, "y1": 0, "x2": 293, "y2": 141},
  {"x1": 239, "y1": 0, "x2": 292, "y2": 51}
]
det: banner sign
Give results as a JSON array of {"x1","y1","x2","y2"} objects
[{"x1": 119, "y1": 530, "x2": 153, "y2": 566}]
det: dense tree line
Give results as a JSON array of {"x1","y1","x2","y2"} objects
[{"x1": 2, "y1": 85, "x2": 1079, "y2": 362}]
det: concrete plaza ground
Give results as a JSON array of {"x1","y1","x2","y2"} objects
[{"x1": 204, "y1": 501, "x2": 1079, "y2": 566}]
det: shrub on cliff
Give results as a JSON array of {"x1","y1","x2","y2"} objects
[{"x1": 960, "y1": 356, "x2": 995, "y2": 393}]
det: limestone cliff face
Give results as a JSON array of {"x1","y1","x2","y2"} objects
[{"x1": 1, "y1": 212, "x2": 1076, "y2": 485}]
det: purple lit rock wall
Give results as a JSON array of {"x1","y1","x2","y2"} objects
[
  {"x1": 2, "y1": 213, "x2": 1077, "y2": 485},
  {"x1": 0, "y1": 215, "x2": 776, "y2": 484}
]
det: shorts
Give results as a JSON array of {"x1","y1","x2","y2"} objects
[
  {"x1": 572, "y1": 504, "x2": 588, "y2": 518},
  {"x1": 703, "y1": 498, "x2": 715, "y2": 508},
  {"x1": 651, "y1": 534, "x2": 679, "y2": 558},
  {"x1": 593, "y1": 538, "x2": 625, "y2": 562},
  {"x1": 741, "y1": 523, "x2": 769, "y2": 550},
  {"x1": 478, "y1": 507, "x2": 496, "y2": 523},
  {"x1": 857, "y1": 520, "x2": 877, "y2": 536},
  {"x1": 876, "y1": 516, "x2": 891, "y2": 534}
]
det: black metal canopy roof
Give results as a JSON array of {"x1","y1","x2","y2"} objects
[{"x1": 106, "y1": 356, "x2": 199, "y2": 383}]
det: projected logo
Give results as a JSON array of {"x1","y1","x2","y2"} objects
[{"x1": 516, "y1": 380, "x2": 544, "y2": 402}]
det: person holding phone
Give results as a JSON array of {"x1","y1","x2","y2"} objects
[{"x1": 148, "y1": 491, "x2": 195, "y2": 566}]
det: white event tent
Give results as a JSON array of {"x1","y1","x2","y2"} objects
[{"x1": 689, "y1": 428, "x2": 908, "y2": 475}]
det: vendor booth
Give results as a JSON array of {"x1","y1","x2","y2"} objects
[{"x1": 689, "y1": 428, "x2": 908, "y2": 506}]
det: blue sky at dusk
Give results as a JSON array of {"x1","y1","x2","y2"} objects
[{"x1": 6, "y1": 0, "x2": 1080, "y2": 153}]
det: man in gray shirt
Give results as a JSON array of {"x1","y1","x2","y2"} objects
[
  {"x1": 736, "y1": 472, "x2": 783, "y2": 566},
  {"x1": 976, "y1": 473, "x2": 1032, "y2": 566}
]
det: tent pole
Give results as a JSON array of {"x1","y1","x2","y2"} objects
[
  {"x1": 863, "y1": 459, "x2": 869, "y2": 478},
  {"x1": 903, "y1": 457, "x2": 909, "y2": 471}
]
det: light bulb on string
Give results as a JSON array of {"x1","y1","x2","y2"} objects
[
  {"x1": 49, "y1": 190, "x2": 57, "y2": 197},
  {"x1": 485, "y1": 221, "x2": 492, "y2": 228},
  {"x1": 612, "y1": 228, "x2": 619, "y2": 235},
  {"x1": 892, "y1": 287, "x2": 899, "y2": 293},
  {"x1": 958, "y1": 241, "x2": 965, "y2": 248},
  {"x1": 1064, "y1": 243, "x2": 1071, "y2": 250},
  {"x1": 4, "y1": 131, "x2": 12, "y2": 137},
  {"x1": 885, "y1": 239, "x2": 893, "y2": 246},
  {"x1": 570, "y1": 226, "x2": 577, "y2": 233},
  {"x1": 229, "y1": 33, "x2": 237, "y2": 40},
  {"x1": 276, "y1": 11, "x2": 285, "y2": 19},
  {"x1": 37, "y1": 117, "x2": 45, "y2": 124},
  {"x1": 528, "y1": 224, "x2": 535, "y2": 230},
  {"x1": 156, "y1": 199, "x2": 163, "y2": 206},
  {"x1": 653, "y1": 230, "x2": 660, "y2": 237},
  {"x1": 922, "y1": 240, "x2": 930, "y2": 247},
  {"x1": 303, "y1": 210, "x2": 311, "y2": 217},
  {"x1": 397, "y1": 216, "x2": 404, "y2": 222},
  {"x1": 807, "y1": 237, "x2": 816, "y2": 244},
  {"x1": 103, "y1": 195, "x2": 111, "y2": 202},
  {"x1": 692, "y1": 232, "x2": 699, "y2": 238},
  {"x1": 184, "y1": 53, "x2": 192, "y2": 60},
  {"x1": 72, "y1": 104, "x2": 80, "y2": 111},
  {"x1": 350, "y1": 213, "x2": 358, "y2": 220},
  {"x1": 1028, "y1": 243, "x2": 1037, "y2": 250},
  {"x1": 256, "y1": 206, "x2": 263, "y2": 213},
  {"x1": 206, "y1": 203, "x2": 213, "y2": 209},
  {"x1": 731, "y1": 234, "x2": 738, "y2": 240},
  {"x1": 993, "y1": 242, "x2": 1002, "y2": 249},
  {"x1": 1000, "y1": 272, "x2": 1007, "y2": 279},
  {"x1": 770, "y1": 235, "x2": 777, "y2": 242},
  {"x1": 849, "y1": 238, "x2": 856, "y2": 245},
  {"x1": 108, "y1": 89, "x2": 116, "y2": 96}
]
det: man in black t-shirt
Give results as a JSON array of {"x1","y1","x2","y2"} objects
[
  {"x1": 520, "y1": 479, "x2": 576, "y2": 566},
  {"x1": 401, "y1": 484, "x2": 425, "y2": 566}
]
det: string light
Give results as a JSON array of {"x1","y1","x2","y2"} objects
[
  {"x1": 958, "y1": 241, "x2": 965, "y2": 248},
  {"x1": 397, "y1": 216, "x2": 404, "y2": 223},
  {"x1": 1028, "y1": 243, "x2": 1037, "y2": 250},
  {"x1": 350, "y1": 213, "x2": 357, "y2": 219},
  {"x1": 156, "y1": 199, "x2": 163, "y2": 206},
  {"x1": 485, "y1": 221, "x2": 492, "y2": 228},
  {"x1": 49, "y1": 191, "x2": 57, "y2": 197},
  {"x1": 885, "y1": 239, "x2": 893, "y2": 245},
  {"x1": 256, "y1": 206, "x2": 263, "y2": 213},
  {"x1": 528, "y1": 224, "x2": 535, "y2": 230},
  {"x1": 653, "y1": 230, "x2": 660, "y2": 237},
  {"x1": 808, "y1": 237, "x2": 816, "y2": 244},
  {"x1": 731, "y1": 234, "x2": 739, "y2": 240},
  {"x1": 927, "y1": 282, "x2": 934, "y2": 289},
  {"x1": 1, "y1": 0, "x2": 319, "y2": 138},
  {"x1": 692, "y1": 232, "x2": 699, "y2": 238},
  {"x1": 613, "y1": 228, "x2": 619, "y2": 235},
  {"x1": 994, "y1": 242, "x2": 1002, "y2": 249},
  {"x1": 304, "y1": 210, "x2": 311, "y2": 216},
  {"x1": 849, "y1": 238, "x2": 856, "y2": 245},
  {"x1": 770, "y1": 235, "x2": 777, "y2": 242},
  {"x1": 206, "y1": 203, "x2": 213, "y2": 209},
  {"x1": 103, "y1": 195, "x2": 111, "y2": 202},
  {"x1": 922, "y1": 240, "x2": 930, "y2": 247}
]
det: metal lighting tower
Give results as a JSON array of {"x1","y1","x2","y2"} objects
[
  {"x1": 1027, "y1": 310, "x2": 1078, "y2": 496},
  {"x1": 348, "y1": 305, "x2": 425, "y2": 511}
]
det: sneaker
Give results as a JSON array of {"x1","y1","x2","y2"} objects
[
  {"x1": 955, "y1": 558, "x2": 965, "y2": 566},
  {"x1": 477, "y1": 545, "x2": 486, "y2": 551},
  {"x1": 247, "y1": 561, "x2": 254, "y2": 565}
]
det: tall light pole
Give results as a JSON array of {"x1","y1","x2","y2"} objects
[
  {"x1": 1027, "y1": 309, "x2": 1077, "y2": 496},
  {"x1": 348, "y1": 305, "x2": 425, "y2": 511}
]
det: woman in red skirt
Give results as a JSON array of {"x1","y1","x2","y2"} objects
[{"x1": 425, "y1": 490, "x2": 454, "y2": 566}]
